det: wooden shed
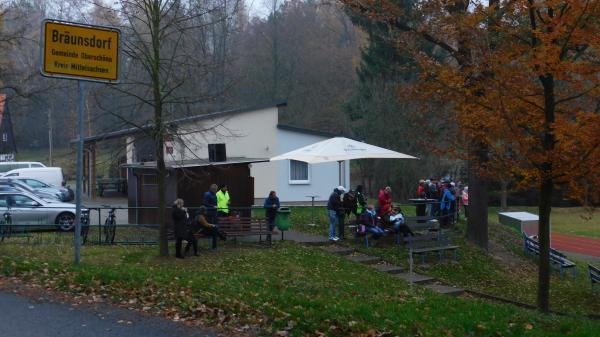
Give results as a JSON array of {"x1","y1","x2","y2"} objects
[{"x1": 125, "y1": 157, "x2": 267, "y2": 225}]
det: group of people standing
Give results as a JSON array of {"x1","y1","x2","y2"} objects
[
  {"x1": 171, "y1": 198, "x2": 227, "y2": 259},
  {"x1": 171, "y1": 183, "x2": 232, "y2": 259},
  {"x1": 327, "y1": 185, "x2": 410, "y2": 242},
  {"x1": 327, "y1": 185, "x2": 367, "y2": 241},
  {"x1": 172, "y1": 183, "x2": 283, "y2": 259},
  {"x1": 416, "y1": 179, "x2": 469, "y2": 228}
]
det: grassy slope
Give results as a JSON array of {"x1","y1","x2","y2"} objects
[
  {"x1": 291, "y1": 205, "x2": 600, "y2": 316},
  {"x1": 0, "y1": 241, "x2": 599, "y2": 336}
]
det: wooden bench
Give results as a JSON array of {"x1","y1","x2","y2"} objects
[
  {"x1": 523, "y1": 233, "x2": 576, "y2": 279},
  {"x1": 589, "y1": 264, "x2": 600, "y2": 293},
  {"x1": 96, "y1": 178, "x2": 127, "y2": 197},
  {"x1": 407, "y1": 231, "x2": 459, "y2": 264},
  {"x1": 211, "y1": 216, "x2": 272, "y2": 245},
  {"x1": 410, "y1": 245, "x2": 459, "y2": 264}
]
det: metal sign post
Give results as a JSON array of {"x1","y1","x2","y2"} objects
[
  {"x1": 74, "y1": 80, "x2": 85, "y2": 264},
  {"x1": 40, "y1": 19, "x2": 120, "y2": 264}
]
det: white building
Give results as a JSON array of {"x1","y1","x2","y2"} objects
[{"x1": 116, "y1": 102, "x2": 349, "y2": 204}]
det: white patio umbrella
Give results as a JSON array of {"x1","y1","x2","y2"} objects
[{"x1": 270, "y1": 137, "x2": 418, "y2": 185}]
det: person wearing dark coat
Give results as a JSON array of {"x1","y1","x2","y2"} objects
[
  {"x1": 343, "y1": 189, "x2": 358, "y2": 220},
  {"x1": 327, "y1": 186, "x2": 345, "y2": 241},
  {"x1": 172, "y1": 198, "x2": 197, "y2": 258},
  {"x1": 358, "y1": 205, "x2": 385, "y2": 241},
  {"x1": 355, "y1": 185, "x2": 367, "y2": 215},
  {"x1": 263, "y1": 191, "x2": 280, "y2": 231},
  {"x1": 202, "y1": 184, "x2": 218, "y2": 224},
  {"x1": 193, "y1": 206, "x2": 226, "y2": 249}
]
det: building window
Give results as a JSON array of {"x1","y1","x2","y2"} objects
[
  {"x1": 289, "y1": 160, "x2": 309, "y2": 184},
  {"x1": 208, "y1": 143, "x2": 226, "y2": 162}
]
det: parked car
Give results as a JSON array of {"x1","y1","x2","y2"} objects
[
  {"x1": 0, "y1": 179, "x2": 62, "y2": 202},
  {"x1": 1, "y1": 167, "x2": 65, "y2": 187},
  {"x1": 0, "y1": 162, "x2": 46, "y2": 173},
  {"x1": 0, "y1": 190, "x2": 87, "y2": 231},
  {"x1": 10, "y1": 177, "x2": 74, "y2": 202}
]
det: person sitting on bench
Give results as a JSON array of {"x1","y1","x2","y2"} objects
[
  {"x1": 193, "y1": 206, "x2": 227, "y2": 249},
  {"x1": 389, "y1": 211, "x2": 414, "y2": 237},
  {"x1": 358, "y1": 205, "x2": 385, "y2": 240}
]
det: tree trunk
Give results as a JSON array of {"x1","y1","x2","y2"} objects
[
  {"x1": 537, "y1": 176, "x2": 553, "y2": 313},
  {"x1": 466, "y1": 150, "x2": 488, "y2": 250},
  {"x1": 151, "y1": 0, "x2": 169, "y2": 257},
  {"x1": 537, "y1": 73, "x2": 556, "y2": 313},
  {"x1": 500, "y1": 179, "x2": 508, "y2": 210}
]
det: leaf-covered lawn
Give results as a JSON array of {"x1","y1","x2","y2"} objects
[{"x1": 1, "y1": 240, "x2": 599, "y2": 336}]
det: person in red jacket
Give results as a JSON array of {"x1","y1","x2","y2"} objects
[
  {"x1": 377, "y1": 186, "x2": 393, "y2": 217},
  {"x1": 416, "y1": 180, "x2": 426, "y2": 198}
]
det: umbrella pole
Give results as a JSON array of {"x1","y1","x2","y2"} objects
[{"x1": 338, "y1": 160, "x2": 343, "y2": 186}]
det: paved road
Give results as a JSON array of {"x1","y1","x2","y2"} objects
[{"x1": 0, "y1": 292, "x2": 220, "y2": 337}]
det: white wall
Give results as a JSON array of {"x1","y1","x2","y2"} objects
[
  {"x1": 124, "y1": 105, "x2": 351, "y2": 203},
  {"x1": 171, "y1": 107, "x2": 279, "y2": 199},
  {"x1": 275, "y1": 129, "x2": 350, "y2": 202}
]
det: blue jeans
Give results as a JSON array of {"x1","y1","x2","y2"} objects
[
  {"x1": 365, "y1": 226, "x2": 384, "y2": 239},
  {"x1": 328, "y1": 210, "x2": 338, "y2": 239}
]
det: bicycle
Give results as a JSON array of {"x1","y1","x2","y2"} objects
[
  {"x1": 102, "y1": 205, "x2": 117, "y2": 244},
  {"x1": 0, "y1": 208, "x2": 12, "y2": 242}
]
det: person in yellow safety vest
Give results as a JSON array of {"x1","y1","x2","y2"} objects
[{"x1": 216, "y1": 184, "x2": 230, "y2": 217}]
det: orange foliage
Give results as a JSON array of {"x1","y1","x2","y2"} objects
[{"x1": 343, "y1": 0, "x2": 600, "y2": 205}]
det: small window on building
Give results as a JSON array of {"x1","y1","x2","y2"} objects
[
  {"x1": 208, "y1": 143, "x2": 226, "y2": 162},
  {"x1": 289, "y1": 160, "x2": 309, "y2": 184},
  {"x1": 2, "y1": 133, "x2": 7, "y2": 142}
]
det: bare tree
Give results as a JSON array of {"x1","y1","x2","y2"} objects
[{"x1": 91, "y1": 0, "x2": 240, "y2": 256}]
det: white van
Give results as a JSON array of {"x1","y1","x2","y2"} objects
[
  {"x1": 1, "y1": 167, "x2": 65, "y2": 187},
  {"x1": 0, "y1": 162, "x2": 46, "y2": 173}
]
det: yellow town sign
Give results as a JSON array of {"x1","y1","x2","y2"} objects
[{"x1": 41, "y1": 20, "x2": 120, "y2": 83}]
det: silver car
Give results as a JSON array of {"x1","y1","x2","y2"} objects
[
  {"x1": 0, "y1": 179, "x2": 61, "y2": 202},
  {"x1": 10, "y1": 177, "x2": 73, "y2": 201},
  {"x1": 0, "y1": 190, "x2": 87, "y2": 231}
]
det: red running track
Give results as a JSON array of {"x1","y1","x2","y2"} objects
[{"x1": 551, "y1": 233, "x2": 600, "y2": 257}]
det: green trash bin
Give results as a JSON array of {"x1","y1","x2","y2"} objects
[{"x1": 275, "y1": 207, "x2": 291, "y2": 232}]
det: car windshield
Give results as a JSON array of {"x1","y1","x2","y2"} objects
[{"x1": 22, "y1": 179, "x2": 49, "y2": 188}]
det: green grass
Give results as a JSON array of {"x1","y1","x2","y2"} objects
[
  {"x1": 303, "y1": 211, "x2": 600, "y2": 317},
  {"x1": 1, "y1": 240, "x2": 599, "y2": 336}
]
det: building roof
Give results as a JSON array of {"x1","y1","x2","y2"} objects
[
  {"x1": 73, "y1": 101, "x2": 288, "y2": 144},
  {"x1": 276, "y1": 124, "x2": 341, "y2": 138},
  {"x1": 122, "y1": 157, "x2": 269, "y2": 169}
]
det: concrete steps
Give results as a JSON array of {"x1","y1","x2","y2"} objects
[
  {"x1": 294, "y1": 232, "x2": 466, "y2": 298},
  {"x1": 370, "y1": 264, "x2": 404, "y2": 274},
  {"x1": 393, "y1": 272, "x2": 435, "y2": 284},
  {"x1": 319, "y1": 246, "x2": 355, "y2": 255},
  {"x1": 423, "y1": 284, "x2": 464, "y2": 296}
]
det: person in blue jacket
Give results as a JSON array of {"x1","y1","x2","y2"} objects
[
  {"x1": 264, "y1": 190, "x2": 280, "y2": 231},
  {"x1": 439, "y1": 182, "x2": 456, "y2": 228},
  {"x1": 202, "y1": 183, "x2": 218, "y2": 224}
]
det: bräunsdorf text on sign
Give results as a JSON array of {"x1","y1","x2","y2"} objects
[{"x1": 41, "y1": 20, "x2": 120, "y2": 83}]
